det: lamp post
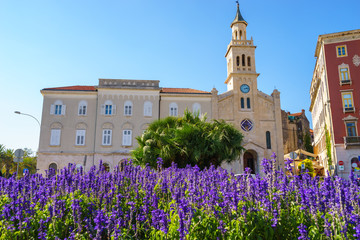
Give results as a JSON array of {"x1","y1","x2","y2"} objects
[
  {"x1": 14, "y1": 111, "x2": 41, "y2": 174},
  {"x1": 14, "y1": 111, "x2": 41, "y2": 128}
]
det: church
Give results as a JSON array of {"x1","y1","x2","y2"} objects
[{"x1": 37, "y1": 4, "x2": 284, "y2": 174}]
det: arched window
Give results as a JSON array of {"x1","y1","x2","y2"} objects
[
  {"x1": 241, "y1": 98, "x2": 244, "y2": 108},
  {"x1": 235, "y1": 31, "x2": 238, "y2": 40},
  {"x1": 169, "y1": 102, "x2": 178, "y2": 116},
  {"x1": 247, "y1": 98, "x2": 251, "y2": 108},
  {"x1": 78, "y1": 100, "x2": 87, "y2": 115},
  {"x1": 247, "y1": 56, "x2": 251, "y2": 67},
  {"x1": 102, "y1": 163, "x2": 110, "y2": 172},
  {"x1": 236, "y1": 56, "x2": 240, "y2": 66},
  {"x1": 50, "y1": 100, "x2": 66, "y2": 115},
  {"x1": 124, "y1": 100, "x2": 133, "y2": 116},
  {"x1": 192, "y1": 103, "x2": 201, "y2": 115},
  {"x1": 101, "y1": 100, "x2": 115, "y2": 115},
  {"x1": 266, "y1": 131, "x2": 271, "y2": 149},
  {"x1": 242, "y1": 54, "x2": 246, "y2": 66},
  {"x1": 119, "y1": 160, "x2": 125, "y2": 171},
  {"x1": 144, "y1": 101, "x2": 153, "y2": 116},
  {"x1": 240, "y1": 30, "x2": 242, "y2": 40},
  {"x1": 49, "y1": 163, "x2": 57, "y2": 171}
]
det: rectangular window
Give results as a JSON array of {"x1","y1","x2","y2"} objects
[
  {"x1": 170, "y1": 107, "x2": 178, "y2": 116},
  {"x1": 336, "y1": 45, "x2": 347, "y2": 57},
  {"x1": 122, "y1": 130, "x2": 132, "y2": 146},
  {"x1": 124, "y1": 106, "x2": 132, "y2": 116},
  {"x1": 55, "y1": 105, "x2": 62, "y2": 115},
  {"x1": 105, "y1": 105, "x2": 112, "y2": 115},
  {"x1": 75, "y1": 130, "x2": 86, "y2": 145},
  {"x1": 50, "y1": 129, "x2": 61, "y2": 146},
  {"x1": 342, "y1": 92, "x2": 354, "y2": 112},
  {"x1": 78, "y1": 105, "x2": 87, "y2": 115},
  {"x1": 50, "y1": 104, "x2": 66, "y2": 115},
  {"x1": 102, "y1": 129, "x2": 112, "y2": 145},
  {"x1": 340, "y1": 68, "x2": 350, "y2": 81},
  {"x1": 346, "y1": 122, "x2": 357, "y2": 137}
]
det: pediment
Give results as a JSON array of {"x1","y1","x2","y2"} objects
[{"x1": 343, "y1": 115, "x2": 358, "y2": 121}]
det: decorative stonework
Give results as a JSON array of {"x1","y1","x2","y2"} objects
[
  {"x1": 353, "y1": 55, "x2": 360, "y2": 67},
  {"x1": 241, "y1": 119, "x2": 253, "y2": 132}
]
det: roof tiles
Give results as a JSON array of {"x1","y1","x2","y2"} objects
[{"x1": 42, "y1": 85, "x2": 96, "y2": 91}]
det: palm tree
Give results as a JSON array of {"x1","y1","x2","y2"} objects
[
  {"x1": 0, "y1": 144, "x2": 15, "y2": 178},
  {"x1": 132, "y1": 110, "x2": 245, "y2": 169}
]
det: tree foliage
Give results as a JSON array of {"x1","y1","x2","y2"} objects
[
  {"x1": 298, "y1": 159, "x2": 314, "y2": 177},
  {"x1": 303, "y1": 132, "x2": 313, "y2": 153},
  {"x1": 0, "y1": 145, "x2": 37, "y2": 178},
  {"x1": 325, "y1": 125, "x2": 332, "y2": 168},
  {"x1": 132, "y1": 110, "x2": 245, "y2": 169}
]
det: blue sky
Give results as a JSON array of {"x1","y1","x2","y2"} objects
[{"x1": 1, "y1": 0, "x2": 359, "y2": 152}]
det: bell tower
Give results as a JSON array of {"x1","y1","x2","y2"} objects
[{"x1": 225, "y1": 2, "x2": 258, "y2": 101}]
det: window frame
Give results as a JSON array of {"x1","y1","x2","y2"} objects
[
  {"x1": 101, "y1": 100, "x2": 116, "y2": 116},
  {"x1": 124, "y1": 100, "x2": 133, "y2": 116},
  {"x1": 241, "y1": 97, "x2": 245, "y2": 109},
  {"x1": 346, "y1": 122, "x2": 357, "y2": 137},
  {"x1": 266, "y1": 131, "x2": 271, "y2": 149},
  {"x1": 50, "y1": 129, "x2": 61, "y2": 146},
  {"x1": 246, "y1": 97, "x2": 251, "y2": 109},
  {"x1": 122, "y1": 130, "x2": 132, "y2": 146},
  {"x1": 78, "y1": 101, "x2": 87, "y2": 116},
  {"x1": 341, "y1": 92, "x2": 355, "y2": 113},
  {"x1": 102, "y1": 129, "x2": 112, "y2": 146},
  {"x1": 336, "y1": 45, "x2": 347, "y2": 57},
  {"x1": 75, "y1": 130, "x2": 86, "y2": 146},
  {"x1": 50, "y1": 100, "x2": 66, "y2": 116},
  {"x1": 169, "y1": 102, "x2": 178, "y2": 117},
  {"x1": 143, "y1": 101, "x2": 153, "y2": 117},
  {"x1": 192, "y1": 103, "x2": 201, "y2": 116}
]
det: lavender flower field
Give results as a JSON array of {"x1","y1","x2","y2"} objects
[{"x1": 1, "y1": 155, "x2": 360, "y2": 239}]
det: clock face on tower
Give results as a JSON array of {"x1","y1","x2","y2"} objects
[{"x1": 240, "y1": 84, "x2": 250, "y2": 93}]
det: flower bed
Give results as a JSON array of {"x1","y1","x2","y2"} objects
[{"x1": 0, "y1": 155, "x2": 360, "y2": 239}]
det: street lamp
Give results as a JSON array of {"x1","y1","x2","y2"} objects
[
  {"x1": 14, "y1": 111, "x2": 41, "y2": 174},
  {"x1": 14, "y1": 111, "x2": 41, "y2": 127}
]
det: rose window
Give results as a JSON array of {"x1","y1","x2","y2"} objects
[{"x1": 241, "y1": 119, "x2": 253, "y2": 132}]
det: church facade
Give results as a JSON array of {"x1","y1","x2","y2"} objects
[{"x1": 37, "y1": 4, "x2": 284, "y2": 174}]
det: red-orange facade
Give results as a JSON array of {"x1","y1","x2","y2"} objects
[{"x1": 325, "y1": 39, "x2": 360, "y2": 144}]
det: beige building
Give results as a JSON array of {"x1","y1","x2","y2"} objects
[
  {"x1": 281, "y1": 109, "x2": 312, "y2": 154},
  {"x1": 37, "y1": 4, "x2": 284, "y2": 175}
]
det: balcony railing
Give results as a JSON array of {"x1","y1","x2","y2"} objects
[
  {"x1": 344, "y1": 136, "x2": 360, "y2": 148},
  {"x1": 341, "y1": 79, "x2": 351, "y2": 85},
  {"x1": 344, "y1": 107, "x2": 355, "y2": 113}
]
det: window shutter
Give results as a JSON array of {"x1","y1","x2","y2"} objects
[
  {"x1": 122, "y1": 131, "x2": 126, "y2": 145},
  {"x1": 112, "y1": 105, "x2": 117, "y2": 115},
  {"x1": 102, "y1": 130, "x2": 106, "y2": 145},
  {"x1": 122, "y1": 130, "x2": 132, "y2": 146},
  {"x1": 50, "y1": 104, "x2": 55, "y2": 115},
  {"x1": 108, "y1": 130, "x2": 112, "y2": 145},
  {"x1": 101, "y1": 104, "x2": 105, "y2": 115},
  {"x1": 50, "y1": 129, "x2": 61, "y2": 146},
  {"x1": 61, "y1": 105, "x2": 66, "y2": 115},
  {"x1": 128, "y1": 130, "x2": 132, "y2": 145}
]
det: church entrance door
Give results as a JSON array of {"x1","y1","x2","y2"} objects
[{"x1": 243, "y1": 151, "x2": 256, "y2": 174}]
